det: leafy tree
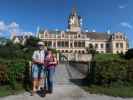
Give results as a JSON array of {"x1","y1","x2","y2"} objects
[
  {"x1": 25, "y1": 36, "x2": 40, "y2": 47},
  {"x1": 124, "y1": 48, "x2": 133, "y2": 59}
]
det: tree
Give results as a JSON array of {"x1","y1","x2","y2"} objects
[
  {"x1": 125, "y1": 48, "x2": 133, "y2": 59},
  {"x1": 25, "y1": 36, "x2": 40, "y2": 47}
]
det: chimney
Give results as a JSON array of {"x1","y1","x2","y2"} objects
[
  {"x1": 92, "y1": 29, "x2": 96, "y2": 32},
  {"x1": 107, "y1": 30, "x2": 111, "y2": 34}
]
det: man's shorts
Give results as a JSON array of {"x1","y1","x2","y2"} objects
[{"x1": 32, "y1": 64, "x2": 45, "y2": 79}]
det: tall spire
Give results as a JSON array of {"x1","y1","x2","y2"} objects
[
  {"x1": 71, "y1": 0, "x2": 77, "y2": 16},
  {"x1": 68, "y1": 0, "x2": 82, "y2": 32}
]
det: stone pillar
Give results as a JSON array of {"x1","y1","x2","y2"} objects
[
  {"x1": 52, "y1": 40, "x2": 54, "y2": 48},
  {"x1": 73, "y1": 40, "x2": 74, "y2": 48},
  {"x1": 69, "y1": 40, "x2": 71, "y2": 48},
  {"x1": 56, "y1": 40, "x2": 57, "y2": 48},
  {"x1": 56, "y1": 53, "x2": 60, "y2": 62}
]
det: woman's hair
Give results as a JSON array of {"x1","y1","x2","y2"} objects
[{"x1": 47, "y1": 48, "x2": 52, "y2": 51}]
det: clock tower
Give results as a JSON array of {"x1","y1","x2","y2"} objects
[{"x1": 68, "y1": 7, "x2": 82, "y2": 32}]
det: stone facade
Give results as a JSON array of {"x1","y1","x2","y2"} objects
[{"x1": 37, "y1": 8, "x2": 128, "y2": 54}]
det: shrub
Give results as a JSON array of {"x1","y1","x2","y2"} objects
[
  {"x1": 125, "y1": 48, "x2": 133, "y2": 59},
  {"x1": 95, "y1": 60, "x2": 128, "y2": 85},
  {"x1": 0, "y1": 59, "x2": 29, "y2": 89},
  {"x1": 127, "y1": 59, "x2": 133, "y2": 82},
  {"x1": 0, "y1": 64, "x2": 8, "y2": 84}
]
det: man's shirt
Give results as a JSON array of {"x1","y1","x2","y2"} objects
[{"x1": 32, "y1": 50, "x2": 46, "y2": 64}]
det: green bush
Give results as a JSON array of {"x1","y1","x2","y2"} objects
[
  {"x1": 127, "y1": 59, "x2": 133, "y2": 82},
  {"x1": 0, "y1": 37, "x2": 39, "y2": 90},
  {"x1": 8, "y1": 62, "x2": 25, "y2": 89},
  {"x1": 0, "y1": 59, "x2": 29, "y2": 89},
  {"x1": 95, "y1": 53, "x2": 121, "y2": 61},
  {"x1": 125, "y1": 48, "x2": 133, "y2": 59},
  {"x1": 0, "y1": 64, "x2": 8, "y2": 84},
  {"x1": 95, "y1": 60, "x2": 129, "y2": 85}
]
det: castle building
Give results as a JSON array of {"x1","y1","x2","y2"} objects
[{"x1": 37, "y1": 8, "x2": 128, "y2": 54}]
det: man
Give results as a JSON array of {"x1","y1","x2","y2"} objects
[{"x1": 31, "y1": 41, "x2": 47, "y2": 96}]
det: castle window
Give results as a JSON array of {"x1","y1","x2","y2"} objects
[
  {"x1": 57, "y1": 41, "x2": 61, "y2": 47},
  {"x1": 45, "y1": 34, "x2": 48, "y2": 37},
  {"x1": 120, "y1": 35, "x2": 122, "y2": 39},
  {"x1": 53, "y1": 42, "x2": 56, "y2": 47},
  {"x1": 61, "y1": 41, "x2": 65, "y2": 47},
  {"x1": 101, "y1": 44, "x2": 104, "y2": 48},
  {"x1": 106, "y1": 43, "x2": 110, "y2": 48},
  {"x1": 81, "y1": 42, "x2": 85, "y2": 47},
  {"x1": 116, "y1": 35, "x2": 119, "y2": 39},
  {"x1": 62, "y1": 34, "x2": 64, "y2": 38},
  {"x1": 65, "y1": 41, "x2": 69, "y2": 47},
  {"x1": 62, "y1": 50, "x2": 64, "y2": 53},
  {"x1": 70, "y1": 43, "x2": 73, "y2": 47},
  {"x1": 82, "y1": 51, "x2": 85, "y2": 54},
  {"x1": 95, "y1": 44, "x2": 98, "y2": 49},
  {"x1": 65, "y1": 50, "x2": 68, "y2": 53},
  {"x1": 116, "y1": 43, "x2": 119, "y2": 48},
  {"x1": 120, "y1": 43, "x2": 123, "y2": 48},
  {"x1": 74, "y1": 41, "x2": 77, "y2": 47}
]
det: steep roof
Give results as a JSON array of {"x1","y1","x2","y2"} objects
[{"x1": 83, "y1": 32, "x2": 111, "y2": 40}]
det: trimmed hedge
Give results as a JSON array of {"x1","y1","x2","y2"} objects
[
  {"x1": 69, "y1": 59, "x2": 133, "y2": 86},
  {"x1": 95, "y1": 60, "x2": 128, "y2": 85},
  {"x1": 93, "y1": 59, "x2": 133, "y2": 86}
]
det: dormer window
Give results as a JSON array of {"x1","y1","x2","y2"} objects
[
  {"x1": 116, "y1": 35, "x2": 119, "y2": 39},
  {"x1": 120, "y1": 35, "x2": 122, "y2": 39},
  {"x1": 62, "y1": 34, "x2": 64, "y2": 38},
  {"x1": 78, "y1": 34, "x2": 80, "y2": 38}
]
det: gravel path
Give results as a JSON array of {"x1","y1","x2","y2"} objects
[{"x1": 0, "y1": 63, "x2": 132, "y2": 100}]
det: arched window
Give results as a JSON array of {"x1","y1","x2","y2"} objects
[
  {"x1": 62, "y1": 50, "x2": 64, "y2": 53},
  {"x1": 82, "y1": 51, "x2": 85, "y2": 54}
]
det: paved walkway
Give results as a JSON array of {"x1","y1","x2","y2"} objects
[{"x1": 0, "y1": 63, "x2": 132, "y2": 100}]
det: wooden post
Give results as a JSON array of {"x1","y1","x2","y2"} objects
[{"x1": 29, "y1": 61, "x2": 32, "y2": 81}]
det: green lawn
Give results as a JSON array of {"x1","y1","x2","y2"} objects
[
  {"x1": 0, "y1": 83, "x2": 25, "y2": 97},
  {"x1": 83, "y1": 85, "x2": 133, "y2": 98},
  {"x1": 95, "y1": 53, "x2": 122, "y2": 61}
]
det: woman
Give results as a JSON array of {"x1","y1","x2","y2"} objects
[{"x1": 45, "y1": 49, "x2": 58, "y2": 93}]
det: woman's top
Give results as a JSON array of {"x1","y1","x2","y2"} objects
[{"x1": 45, "y1": 54, "x2": 57, "y2": 68}]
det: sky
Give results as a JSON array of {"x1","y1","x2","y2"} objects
[{"x1": 0, "y1": 0, "x2": 133, "y2": 48}]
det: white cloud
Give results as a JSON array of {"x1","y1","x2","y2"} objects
[
  {"x1": 0, "y1": 32, "x2": 3, "y2": 36},
  {"x1": 118, "y1": 4, "x2": 128, "y2": 9},
  {"x1": 8, "y1": 22, "x2": 20, "y2": 33},
  {"x1": 0, "y1": 21, "x2": 21, "y2": 36},
  {"x1": 0, "y1": 21, "x2": 6, "y2": 33},
  {"x1": 120, "y1": 22, "x2": 133, "y2": 29}
]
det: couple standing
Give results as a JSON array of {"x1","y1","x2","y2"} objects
[{"x1": 31, "y1": 41, "x2": 58, "y2": 96}]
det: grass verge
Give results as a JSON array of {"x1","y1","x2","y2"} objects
[
  {"x1": 0, "y1": 83, "x2": 25, "y2": 97},
  {"x1": 82, "y1": 85, "x2": 133, "y2": 98}
]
